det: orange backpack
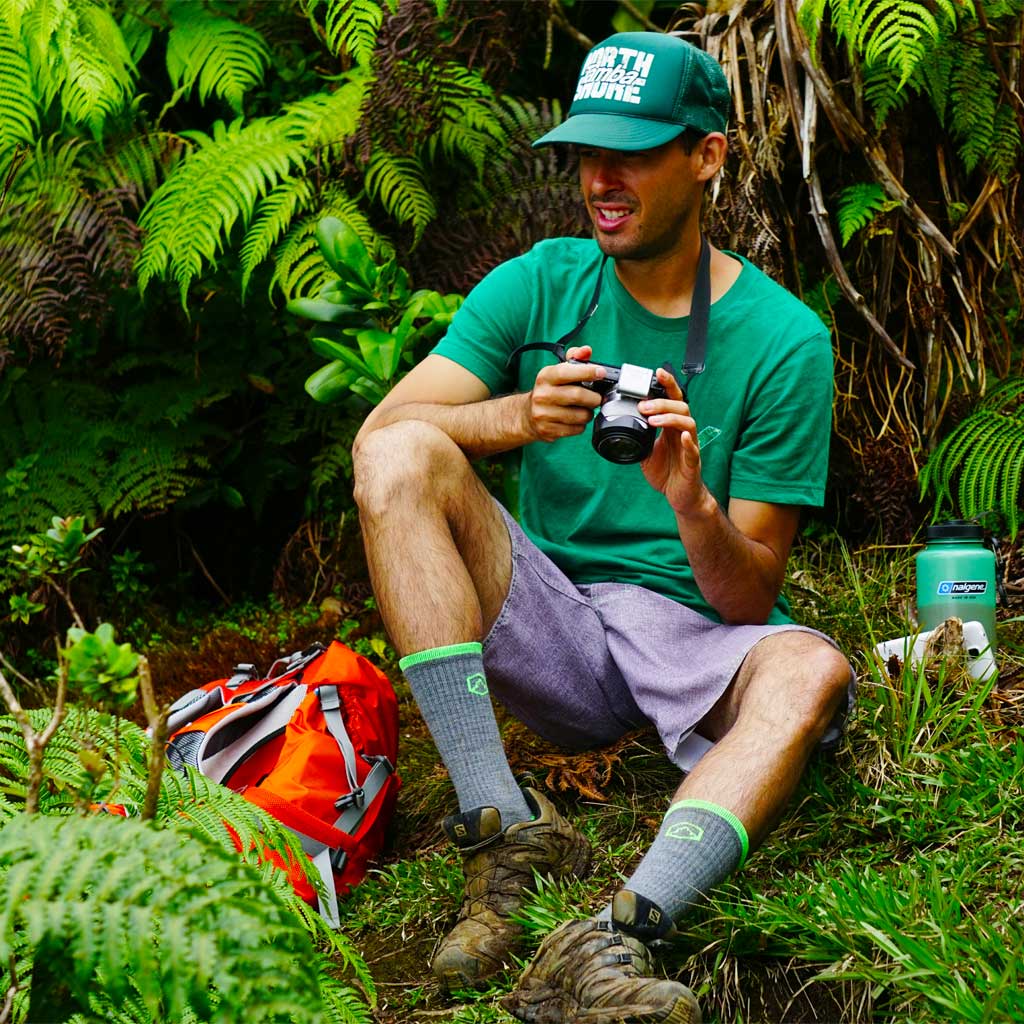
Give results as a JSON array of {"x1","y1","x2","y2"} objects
[{"x1": 165, "y1": 641, "x2": 400, "y2": 926}]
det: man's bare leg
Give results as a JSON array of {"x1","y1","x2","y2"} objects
[
  {"x1": 355, "y1": 421, "x2": 592, "y2": 991},
  {"x1": 613, "y1": 631, "x2": 851, "y2": 936},
  {"x1": 353, "y1": 419, "x2": 513, "y2": 656}
]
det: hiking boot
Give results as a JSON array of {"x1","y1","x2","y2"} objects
[
  {"x1": 432, "y1": 788, "x2": 591, "y2": 992},
  {"x1": 501, "y1": 902, "x2": 701, "y2": 1023}
]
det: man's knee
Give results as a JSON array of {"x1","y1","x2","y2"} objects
[
  {"x1": 353, "y1": 420, "x2": 465, "y2": 516},
  {"x1": 740, "y1": 632, "x2": 851, "y2": 740}
]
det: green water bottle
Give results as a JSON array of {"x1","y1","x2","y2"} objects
[{"x1": 916, "y1": 521, "x2": 997, "y2": 653}]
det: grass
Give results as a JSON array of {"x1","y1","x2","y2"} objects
[{"x1": 331, "y1": 534, "x2": 1024, "y2": 1023}]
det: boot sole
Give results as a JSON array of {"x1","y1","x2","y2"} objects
[{"x1": 503, "y1": 990, "x2": 701, "y2": 1024}]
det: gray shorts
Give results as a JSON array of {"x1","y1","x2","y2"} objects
[{"x1": 483, "y1": 507, "x2": 855, "y2": 771}]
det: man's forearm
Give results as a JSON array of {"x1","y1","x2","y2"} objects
[
  {"x1": 358, "y1": 393, "x2": 533, "y2": 460},
  {"x1": 674, "y1": 490, "x2": 787, "y2": 624}
]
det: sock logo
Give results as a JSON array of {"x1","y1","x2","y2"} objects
[
  {"x1": 466, "y1": 673, "x2": 489, "y2": 696},
  {"x1": 453, "y1": 823, "x2": 468, "y2": 839},
  {"x1": 666, "y1": 820, "x2": 704, "y2": 843}
]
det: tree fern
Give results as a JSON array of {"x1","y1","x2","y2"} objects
[
  {"x1": 165, "y1": 1, "x2": 271, "y2": 115},
  {"x1": 136, "y1": 117, "x2": 308, "y2": 303},
  {"x1": 920, "y1": 377, "x2": 1024, "y2": 538}
]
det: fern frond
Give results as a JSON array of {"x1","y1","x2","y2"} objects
[
  {"x1": 0, "y1": 814, "x2": 341, "y2": 1023},
  {"x1": 85, "y1": 131, "x2": 184, "y2": 200},
  {"x1": 987, "y1": 103, "x2": 1022, "y2": 183},
  {"x1": 239, "y1": 176, "x2": 314, "y2": 297},
  {"x1": 282, "y1": 73, "x2": 371, "y2": 159},
  {"x1": 0, "y1": 16, "x2": 38, "y2": 152},
  {"x1": 59, "y1": 0, "x2": 136, "y2": 137},
  {"x1": 920, "y1": 377, "x2": 1024, "y2": 537},
  {"x1": 811, "y1": 0, "x2": 970, "y2": 86},
  {"x1": 0, "y1": 707, "x2": 150, "y2": 812},
  {"x1": 947, "y1": 30, "x2": 1000, "y2": 174},
  {"x1": 364, "y1": 148, "x2": 434, "y2": 239},
  {"x1": 165, "y1": 2, "x2": 270, "y2": 114},
  {"x1": 136, "y1": 117, "x2": 307, "y2": 304},
  {"x1": 271, "y1": 188, "x2": 384, "y2": 301},
  {"x1": 835, "y1": 181, "x2": 895, "y2": 245},
  {"x1": 321, "y1": 0, "x2": 383, "y2": 66},
  {"x1": 420, "y1": 61, "x2": 502, "y2": 176}
]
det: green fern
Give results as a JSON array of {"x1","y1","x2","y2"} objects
[
  {"x1": 282, "y1": 73, "x2": 371, "y2": 161},
  {"x1": 165, "y1": 2, "x2": 271, "y2": 115},
  {"x1": 419, "y1": 60, "x2": 502, "y2": 176},
  {"x1": 239, "y1": 176, "x2": 315, "y2": 296},
  {"x1": 920, "y1": 377, "x2": 1024, "y2": 538},
  {"x1": 800, "y1": 0, "x2": 968, "y2": 86},
  {"x1": 272, "y1": 185, "x2": 384, "y2": 301},
  {"x1": 0, "y1": 16, "x2": 38, "y2": 152},
  {"x1": 0, "y1": 705, "x2": 376, "y2": 1020},
  {"x1": 0, "y1": 814, "x2": 342, "y2": 1023},
  {"x1": 136, "y1": 117, "x2": 307, "y2": 303},
  {"x1": 307, "y1": 0, "x2": 395, "y2": 66},
  {"x1": 9, "y1": 0, "x2": 137, "y2": 139},
  {"x1": 364, "y1": 148, "x2": 435, "y2": 239},
  {"x1": 0, "y1": 365, "x2": 223, "y2": 589},
  {"x1": 836, "y1": 181, "x2": 897, "y2": 245}
]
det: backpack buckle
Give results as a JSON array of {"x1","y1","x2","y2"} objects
[{"x1": 335, "y1": 787, "x2": 365, "y2": 811}]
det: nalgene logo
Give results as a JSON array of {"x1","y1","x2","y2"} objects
[{"x1": 937, "y1": 580, "x2": 988, "y2": 596}]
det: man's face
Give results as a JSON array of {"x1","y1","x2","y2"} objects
[{"x1": 576, "y1": 139, "x2": 706, "y2": 262}]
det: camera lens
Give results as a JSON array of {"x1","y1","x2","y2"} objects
[
  {"x1": 592, "y1": 413, "x2": 656, "y2": 464},
  {"x1": 595, "y1": 429, "x2": 647, "y2": 464}
]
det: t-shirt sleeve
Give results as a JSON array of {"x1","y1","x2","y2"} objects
[
  {"x1": 728, "y1": 330, "x2": 834, "y2": 507},
  {"x1": 430, "y1": 257, "x2": 536, "y2": 395}
]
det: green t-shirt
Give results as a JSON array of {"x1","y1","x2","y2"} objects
[{"x1": 432, "y1": 237, "x2": 834, "y2": 623}]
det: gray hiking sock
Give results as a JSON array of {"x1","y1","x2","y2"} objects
[
  {"x1": 613, "y1": 799, "x2": 749, "y2": 926},
  {"x1": 399, "y1": 642, "x2": 532, "y2": 829}
]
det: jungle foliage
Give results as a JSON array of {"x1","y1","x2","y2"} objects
[{"x1": 0, "y1": 519, "x2": 374, "y2": 1024}]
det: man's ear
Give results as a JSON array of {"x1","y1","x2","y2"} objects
[{"x1": 696, "y1": 133, "x2": 727, "y2": 182}]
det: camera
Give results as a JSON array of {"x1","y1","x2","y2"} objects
[{"x1": 572, "y1": 359, "x2": 667, "y2": 464}]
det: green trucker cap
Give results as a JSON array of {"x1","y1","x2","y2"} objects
[{"x1": 533, "y1": 32, "x2": 729, "y2": 151}]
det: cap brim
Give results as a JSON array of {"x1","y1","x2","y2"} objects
[{"x1": 532, "y1": 113, "x2": 687, "y2": 151}]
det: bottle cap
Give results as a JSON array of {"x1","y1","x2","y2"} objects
[{"x1": 925, "y1": 520, "x2": 984, "y2": 542}]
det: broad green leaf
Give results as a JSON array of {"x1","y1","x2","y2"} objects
[
  {"x1": 285, "y1": 297, "x2": 358, "y2": 323},
  {"x1": 315, "y1": 216, "x2": 376, "y2": 288},
  {"x1": 309, "y1": 336, "x2": 370, "y2": 375},
  {"x1": 304, "y1": 361, "x2": 361, "y2": 404},
  {"x1": 355, "y1": 329, "x2": 396, "y2": 380}
]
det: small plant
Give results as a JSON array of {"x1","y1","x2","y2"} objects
[{"x1": 288, "y1": 216, "x2": 462, "y2": 405}]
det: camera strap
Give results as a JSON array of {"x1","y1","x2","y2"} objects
[{"x1": 506, "y1": 235, "x2": 712, "y2": 394}]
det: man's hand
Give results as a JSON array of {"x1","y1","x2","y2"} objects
[
  {"x1": 524, "y1": 345, "x2": 606, "y2": 443},
  {"x1": 639, "y1": 367, "x2": 713, "y2": 517}
]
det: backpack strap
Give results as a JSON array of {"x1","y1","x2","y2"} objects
[{"x1": 316, "y1": 685, "x2": 360, "y2": 794}]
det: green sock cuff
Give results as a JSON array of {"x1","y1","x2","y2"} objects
[
  {"x1": 399, "y1": 642, "x2": 483, "y2": 672},
  {"x1": 666, "y1": 799, "x2": 750, "y2": 868}
]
